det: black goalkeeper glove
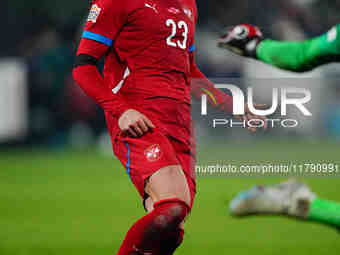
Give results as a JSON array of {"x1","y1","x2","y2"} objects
[{"x1": 217, "y1": 24, "x2": 263, "y2": 58}]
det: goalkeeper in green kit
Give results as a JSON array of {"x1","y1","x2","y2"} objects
[
  {"x1": 218, "y1": 24, "x2": 340, "y2": 230},
  {"x1": 218, "y1": 24, "x2": 340, "y2": 72}
]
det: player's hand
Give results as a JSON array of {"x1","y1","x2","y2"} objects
[
  {"x1": 236, "y1": 104, "x2": 268, "y2": 133},
  {"x1": 217, "y1": 24, "x2": 263, "y2": 58},
  {"x1": 118, "y1": 109, "x2": 155, "y2": 137}
]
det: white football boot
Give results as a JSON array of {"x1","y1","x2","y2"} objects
[{"x1": 229, "y1": 179, "x2": 316, "y2": 218}]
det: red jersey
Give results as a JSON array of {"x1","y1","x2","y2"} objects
[
  {"x1": 80, "y1": 0, "x2": 197, "y2": 105},
  {"x1": 74, "y1": 0, "x2": 233, "y2": 142}
]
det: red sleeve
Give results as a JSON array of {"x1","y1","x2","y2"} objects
[
  {"x1": 73, "y1": 65, "x2": 131, "y2": 119},
  {"x1": 72, "y1": 0, "x2": 131, "y2": 119},
  {"x1": 189, "y1": 53, "x2": 233, "y2": 113},
  {"x1": 80, "y1": 0, "x2": 128, "y2": 51}
]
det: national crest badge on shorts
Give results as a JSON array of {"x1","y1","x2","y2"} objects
[
  {"x1": 87, "y1": 4, "x2": 101, "y2": 23},
  {"x1": 144, "y1": 144, "x2": 163, "y2": 162}
]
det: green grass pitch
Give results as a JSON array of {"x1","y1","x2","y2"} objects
[{"x1": 0, "y1": 141, "x2": 339, "y2": 255}]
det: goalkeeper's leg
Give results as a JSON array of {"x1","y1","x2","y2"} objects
[{"x1": 229, "y1": 179, "x2": 340, "y2": 229}]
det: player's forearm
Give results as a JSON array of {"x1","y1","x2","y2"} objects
[
  {"x1": 256, "y1": 39, "x2": 322, "y2": 72},
  {"x1": 190, "y1": 66, "x2": 233, "y2": 113},
  {"x1": 72, "y1": 64, "x2": 130, "y2": 118},
  {"x1": 73, "y1": 38, "x2": 131, "y2": 118},
  {"x1": 257, "y1": 25, "x2": 340, "y2": 72}
]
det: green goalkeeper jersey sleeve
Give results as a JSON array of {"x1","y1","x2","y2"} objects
[{"x1": 256, "y1": 25, "x2": 340, "y2": 72}]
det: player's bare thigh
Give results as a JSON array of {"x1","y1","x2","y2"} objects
[{"x1": 145, "y1": 165, "x2": 191, "y2": 208}]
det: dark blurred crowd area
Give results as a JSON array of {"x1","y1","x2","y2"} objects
[{"x1": 1, "y1": 0, "x2": 340, "y2": 147}]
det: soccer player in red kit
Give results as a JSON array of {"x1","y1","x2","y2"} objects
[{"x1": 73, "y1": 0, "x2": 265, "y2": 254}]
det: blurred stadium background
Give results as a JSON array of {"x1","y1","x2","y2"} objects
[{"x1": 1, "y1": 0, "x2": 340, "y2": 254}]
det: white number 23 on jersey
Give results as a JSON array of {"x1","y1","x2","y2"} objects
[{"x1": 166, "y1": 19, "x2": 188, "y2": 49}]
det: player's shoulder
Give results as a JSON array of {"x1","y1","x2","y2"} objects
[
  {"x1": 180, "y1": 0, "x2": 197, "y2": 10},
  {"x1": 116, "y1": 0, "x2": 146, "y2": 8},
  {"x1": 92, "y1": 0, "x2": 142, "y2": 13},
  {"x1": 188, "y1": 0, "x2": 198, "y2": 8}
]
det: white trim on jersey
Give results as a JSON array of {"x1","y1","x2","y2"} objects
[{"x1": 112, "y1": 67, "x2": 130, "y2": 94}]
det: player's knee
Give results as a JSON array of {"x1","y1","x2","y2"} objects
[
  {"x1": 165, "y1": 201, "x2": 189, "y2": 224},
  {"x1": 151, "y1": 199, "x2": 190, "y2": 233}
]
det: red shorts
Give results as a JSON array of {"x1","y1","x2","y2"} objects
[{"x1": 106, "y1": 114, "x2": 196, "y2": 208}]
